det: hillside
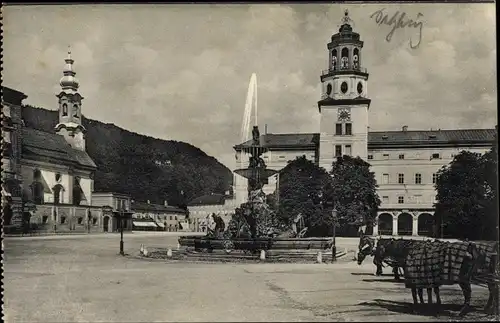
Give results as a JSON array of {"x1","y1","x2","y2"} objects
[{"x1": 21, "y1": 105, "x2": 234, "y2": 208}]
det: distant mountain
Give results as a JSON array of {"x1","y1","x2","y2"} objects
[{"x1": 21, "y1": 105, "x2": 234, "y2": 208}]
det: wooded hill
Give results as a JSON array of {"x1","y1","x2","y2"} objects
[{"x1": 22, "y1": 105, "x2": 233, "y2": 208}]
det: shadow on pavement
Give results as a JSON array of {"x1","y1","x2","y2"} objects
[
  {"x1": 350, "y1": 272, "x2": 395, "y2": 277},
  {"x1": 359, "y1": 299, "x2": 485, "y2": 319},
  {"x1": 362, "y1": 278, "x2": 406, "y2": 284}
]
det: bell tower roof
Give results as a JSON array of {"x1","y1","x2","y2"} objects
[
  {"x1": 330, "y1": 9, "x2": 361, "y2": 44},
  {"x1": 59, "y1": 45, "x2": 80, "y2": 94}
]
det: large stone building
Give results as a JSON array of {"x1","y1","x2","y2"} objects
[{"x1": 233, "y1": 11, "x2": 496, "y2": 237}]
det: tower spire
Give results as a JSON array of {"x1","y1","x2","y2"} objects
[{"x1": 59, "y1": 45, "x2": 79, "y2": 93}]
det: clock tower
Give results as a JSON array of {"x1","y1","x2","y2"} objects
[{"x1": 317, "y1": 10, "x2": 371, "y2": 171}]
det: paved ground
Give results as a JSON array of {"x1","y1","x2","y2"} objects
[{"x1": 3, "y1": 232, "x2": 497, "y2": 322}]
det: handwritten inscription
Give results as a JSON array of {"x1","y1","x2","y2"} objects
[{"x1": 370, "y1": 9, "x2": 424, "y2": 49}]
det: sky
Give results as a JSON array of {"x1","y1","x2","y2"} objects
[{"x1": 3, "y1": 3, "x2": 497, "y2": 170}]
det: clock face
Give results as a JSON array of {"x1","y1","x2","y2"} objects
[
  {"x1": 357, "y1": 82, "x2": 363, "y2": 94},
  {"x1": 341, "y1": 82, "x2": 348, "y2": 94},
  {"x1": 338, "y1": 108, "x2": 351, "y2": 121}
]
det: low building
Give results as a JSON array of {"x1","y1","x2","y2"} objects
[
  {"x1": 131, "y1": 201, "x2": 188, "y2": 232},
  {"x1": 91, "y1": 192, "x2": 134, "y2": 233}
]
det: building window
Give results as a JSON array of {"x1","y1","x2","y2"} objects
[
  {"x1": 367, "y1": 154, "x2": 373, "y2": 160},
  {"x1": 92, "y1": 218, "x2": 98, "y2": 225},
  {"x1": 61, "y1": 216, "x2": 66, "y2": 224},
  {"x1": 382, "y1": 173, "x2": 389, "y2": 184},
  {"x1": 345, "y1": 123, "x2": 352, "y2": 135},
  {"x1": 398, "y1": 173, "x2": 405, "y2": 184},
  {"x1": 170, "y1": 216, "x2": 173, "y2": 220},
  {"x1": 42, "y1": 216, "x2": 48, "y2": 224},
  {"x1": 415, "y1": 173, "x2": 422, "y2": 184},
  {"x1": 382, "y1": 196, "x2": 389, "y2": 204},
  {"x1": 383, "y1": 154, "x2": 390, "y2": 160},
  {"x1": 398, "y1": 196, "x2": 404, "y2": 204},
  {"x1": 77, "y1": 217, "x2": 83, "y2": 225},
  {"x1": 399, "y1": 154, "x2": 405, "y2": 160},
  {"x1": 414, "y1": 195, "x2": 422, "y2": 204},
  {"x1": 432, "y1": 173, "x2": 438, "y2": 184},
  {"x1": 345, "y1": 145, "x2": 352, "y2": 156},
  {"x1": 431, "y1": 153, "x2": 441, "y2": 160},
  {"x1": 335, "y1": 145, "x2": 342, "y2": 157},
  {"x1": 62, "y1": 103, "x2": 68, "y2": 116},
  {"x1": 335, "y1": 123, "x2": 343, "y2": 135}
]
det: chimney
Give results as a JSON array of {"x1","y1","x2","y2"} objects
[
  {"x1": 265, "y1": 124, "x2": 268, "y2": 134},
  {"x1": 164, "y1": 200, "x2": 168, "y2": 207},
  {"x1": 402, "y1": 125, "x2": 408, "y2": 132}
]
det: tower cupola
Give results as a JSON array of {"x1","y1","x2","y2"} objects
[{"x1": 59, "y1": 46, "x2": 80, "y2": 94}]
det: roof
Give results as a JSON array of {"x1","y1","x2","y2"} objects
[
  {"x1": 188, "y1": 193, "x2": 227, "y2": 206},
  {"x1": 22, "y1": 128, "x2": 97, "y2": 169},
  {"x1": 368, "y1": 129, "x2": 496, "y2": 148},
  {"x1": 233, "y1": 129, "x2": 496, "y2": 150},
  {"x1": 2, "y1": 86, "x2": 28, "y2": 106},
  {"x1": 234, "y1": 133, "x2": 319, "y2": 150},
  {"x1": 131, "y1": 201, "x2": 187, "y2": 214}
]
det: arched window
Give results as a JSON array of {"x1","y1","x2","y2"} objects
[
  {"x1": 353, "y1": 48, "x2": 359, "y2": 69},
  {"x1": 62, "y1": 103, "x2": 68, "y2": 116},
  {"x1": 32, "y1": 169, "x2": 44, "y2": 204},
  {"x1": 73, "y1": 104, "x2": 79, "y2": 118},
  {"x1": 341, "y1": 47, "x2": 349, "y2": 70},
  {"x1": 53, "y1": 184, "x2": 64, "y2": 205},
  {"x1": 73, "y1": 176, "x2": 82, "y2": 206},
  {"x1": 331, "y1": 49, "x2": 338, "y2": 70}
]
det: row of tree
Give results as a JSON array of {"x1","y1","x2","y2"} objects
[{"x1": 268, "y1": 155, "x2": 380, "y2": 237}]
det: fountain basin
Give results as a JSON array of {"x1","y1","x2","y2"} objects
[{"x1": 178, "y1": 236, "x2": 334, "y2": 251}]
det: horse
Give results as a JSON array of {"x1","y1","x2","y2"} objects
[
  {"x1": 357, "y1": 235, "x2": 402, "y2": 279},
  {"x1": 404, "y1": 239, "x2": 499, "y2": 317},
  {"x1": 361, "y1": 237, "x2": 439, "y2": 309}
]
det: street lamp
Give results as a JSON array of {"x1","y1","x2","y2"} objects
[
  {"x1": 119, "y1": 207, "x2": 125, "y2": 256},
  {"x1": 332, "y1": 207, "x2": 338, "y2": 262}
]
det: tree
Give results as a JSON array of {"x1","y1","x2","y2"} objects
[
  {"x1": 276, "y1": 156, "x2": 332, "y2": 236},
  {"x1": 324, "y1": 156, "x2": 381, "y2": 236},
  {"x1": 434, "y1": 150, "x2": 496, "y2": 240}
]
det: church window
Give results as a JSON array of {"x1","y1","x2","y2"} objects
[
  {"x1": 73, "y1": 104, "x2": 79, "y2": 118},
  {"x1": 345, "y1": 123, "x2": 352, "y2": 135},
  {"x1": 398, "y1": 173, "x2": 405, "y2": 184},
  {"x1": 53, "y1": 184, "x2": 63, "y2": 205},
  {"x1": 62, "y1": 103, "x2": 68, "y2": 116},
  {"x1": 335, "y1": 123, "x2": 343, "y2": 135},
  {"x1": 32, "y1": 169, "x2": 44, "y2": 205},
  {"x1": 73, "y1": 176, "x2": 82, "y2": 206},
  {"x1": 326, "y1": 83, "x2": 332, "y2": 96},
  {"x1": 398, "y1": 196, "x2": 405, "y2": 204},
  {"x1": 341, "y1": 48, "x2": 349, "y2": 69},
  {"x1": 415, "y1": 173, "x2": 422, "y2": 184}
]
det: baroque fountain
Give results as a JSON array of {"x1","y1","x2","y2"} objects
[{"x1": 165, "y1": 125, "x2": 339, "y2": 262}]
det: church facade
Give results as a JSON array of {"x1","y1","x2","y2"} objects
[
  {"x1": 2, "y1": 50, "x2": 113, "y2": 233},
  {"x1": 233, "y1": 12, "x2": 496, "y2": 237}
]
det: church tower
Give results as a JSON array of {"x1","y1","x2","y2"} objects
[
  {"x1": 55, "y1": 47, "x2": 86, "y2": 151},
  {"x1": 317, "y1": 10, "x2": 371, "y2": 171}
]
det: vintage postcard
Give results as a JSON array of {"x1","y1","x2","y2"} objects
[{"x1": 1, "y1": 1, "x2": 498, "y2": 322}]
